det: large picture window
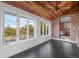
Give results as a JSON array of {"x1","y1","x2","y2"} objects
[
  {"x1": 4, "y1": 12, "x2": 17, "y2": 44},
  {"x1": 19, "y1": 17, "x2": 27, "y2": 40},
  {"x1": 28, "y1": 18, "x2": 35, "y2": 39},
  {"x1": 4, "y1": 11, "x2": 36, "y2": 44}
]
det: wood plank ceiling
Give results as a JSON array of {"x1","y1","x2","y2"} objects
[{"x1": 3, "y1": 1, "x2": 79, "y2": 21}]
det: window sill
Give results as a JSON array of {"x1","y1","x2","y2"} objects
[
  {"x1": 1, "y1": 35, "x2": 50, "y2": 48},
  {"x1": 3, "y1": 37, "x2": 35, "y2": 47},
  {"x1": 3, "y1": 41, "x2": 17, "y2": 48},
  {"x1": 40, "y1": 35, "x2": 50, "y2": 37},
  {"x1": 19, "y1": 38, "x2": 35, "y2": 43}
]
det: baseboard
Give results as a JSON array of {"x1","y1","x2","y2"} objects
[{"x1": 51, "y1": 38, "x2": 77, "y2": 44}]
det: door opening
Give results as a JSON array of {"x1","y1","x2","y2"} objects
[{"x1": 59, "y1": 16, "x2": 71, "y2": 40}]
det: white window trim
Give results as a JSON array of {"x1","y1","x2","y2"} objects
[
  {"x1": 19, "y1": 16, "x2": 28, "y2": 41},
  {"x1": 3, "y1": 10, "x2": 17, "y2": 45},
  {"x1": 40, "y1": 20, "x2": 50, "y2": 37},
  {"x1": 0, "y1": 9, "x2": 4, "y2": 47},
  {"x1": 46, "y1": 23, "x2": 48, "y2": 35},
  {"x1": 2, "y1": 10, "x2": 36, "y2": 45},
  {"x1": 28, "y1": 17, "x2": 36, "y2": 39},
  {"x1": 40, "y1": 21, "x2": 44, "y2": 36},
  {"x1": 16, "y1": 15, "x2": 19, "y2": 43}
]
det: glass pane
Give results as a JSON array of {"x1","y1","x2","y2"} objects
[
  {"x1": 19, "y1": 17, "x2": 27, "y2": 40},
  {"x1": 28, "y1": 18, "x2": 35, "y2": 38},
  {"x1": 40, "y1": 22, "x2": 43, "y2": 36},
  {"x1": 44, "y1": 23, "x2": 46, "y2": 35},
  {"x1": 4, "y1": 13, "x2": 16, "y2": 44},
  {"x1": 47, "y1": 24, "x2": 49, "y2": 35}
]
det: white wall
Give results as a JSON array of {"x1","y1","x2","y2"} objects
[
  {"x1": 0, "y1": 2, "x2": 52, "y2": 58},
  {"x1": 0, "y1": 36, "x2": 51, "y2": 58}
]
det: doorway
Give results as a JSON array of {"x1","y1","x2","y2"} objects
[{"x1": 59, "y1": 16, "x2": 71, "y2": 40}]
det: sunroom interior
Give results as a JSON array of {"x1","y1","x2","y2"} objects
[{"x1": 0, "y1": 1, "x2": 79, "y2": 58}]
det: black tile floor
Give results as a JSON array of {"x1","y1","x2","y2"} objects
[{"x1": 10, "y1": 39, "x2": 79, "y2": 58}]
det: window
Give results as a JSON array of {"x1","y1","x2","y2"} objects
[
  {"x1": 44, "y1": 23, "x2": 46, "y2": 35},
  {"x1": 47, "y1": 24, "x2": 49, "y2": 35},
  {"x1": 4, "y1": 12, "x2": 17, "y2": 44},
  {"x1": 19, "y1": 17, "x2": 27, "y2": 40},
  {"x1": 40, "y1": 21, "x2": 50, "y2": 36},
  {"x1": 40, "y1": 22, "x2": 43, "y2": 36},
  {"x1": 28, "y1": 18, "x2": 35, "y2": 39},
  {"x1": 4, "y1": 11, "x2": 35, "y2": 44}
]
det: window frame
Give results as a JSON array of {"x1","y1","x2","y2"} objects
[
  {"x1": 3, "y1": 10, "x2": 36, "y2": 45},
  {"x1": 19, "y1": 16, "x2": 28, "y2": 41},
  {"x1": 46, "y1": 23, "x2": 50, "y2": 35},
  {"x1": 40, "y1": 20, "x2": 50, "y2": 36},
  {"x1": 40, "y1": 21, "x2": 43, "y2": 36},
  {"x1": 28, "y1": 17, "x2": 36, "y2": 39},
  {"x1": 3, "y1": 10, "x2": 17, "y2": 45}
]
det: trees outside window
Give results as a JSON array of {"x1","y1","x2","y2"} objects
[
  {"x1": 19, "y1": 17, "x2": 27, "y2": 40},
  {"x1": 47, "y1": 24, "x2": 49, "y2": 35},
  {"x1": 4, "y1": 11, "x2": 35, "y2": 44},
  {"x1": 40, "y1": 22, "x2": 43, "y2": 36},
  {"x1": 45, "y1": 23, "x2": 50, "y2": 35},
  {"x1": 40, "y1": 21, "x2": 49, "y2": 36},
  {"x1": 4, "y1": 12, "x2": 17, "y2": 43},
  {"x1": 28, "y1": 18, "x2": 35, "y2": 38},
  {"x1": 44, "y1": 23, "x2": 46, "y2": 35}
]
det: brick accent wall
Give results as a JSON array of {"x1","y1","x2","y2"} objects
[
  {"x1": 71, "y1": 14, "x2": 79, "y2": 41},
  {"x1": 52, "y1": 18, "x2": 60, "y2": 38}
]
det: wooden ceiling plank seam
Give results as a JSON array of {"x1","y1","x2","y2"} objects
[
  {"x1": 38, "y1": 1, "x2": 57, "y2": 18},
  {"x1": 27, "y1": 1, "x2": 54, "y2": 19},
  {"x1": 3, "y1": 1, "x2": 79, "y2": 20},
  {"x1": 16, "y1": 1, "x2": 50, "y2": 17},
  {"x1": 15, "y1": 2, "x2": 53, "y2": 20}
]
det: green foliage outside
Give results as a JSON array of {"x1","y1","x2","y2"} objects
[
  {"x1": 29, "y1": 25, "x2": 34, "y2": 34},
  {"x1": 5, "y1": 22, "x2": 48, "y2": 40},
  {"x1": 40, "y1": 22, "x2": 48, "y2": 36},
  {"x1": 40, "y1": 22, "x2": 43, "y2": 36},
  {"x1": 47, "y1": 25, "x2": 49, "y2": 35},
  {"x1": 44, "y1": 23, "x2": 46, "y2": 35},
  {"x1": 19, "y1": 25, "x2": 27, "y2": 39},
  {"x1": 5, "y1": 25, "x2": 16, "y2": 37},
  {"x1": 5, "y1": 25, "x2": 34, "y2": 39}
]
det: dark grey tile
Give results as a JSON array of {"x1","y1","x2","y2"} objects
[{"x1": 10, "y1": 39, "x2": 79, "y2": 58}]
